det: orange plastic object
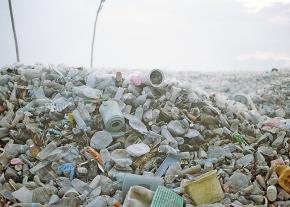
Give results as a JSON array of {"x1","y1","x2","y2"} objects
[
  {"x1": 113, "y1": 201, "x2": 122, "y2": 207},
  {"x1": 85, "y1": 147, "x2": 103, "y2": 165},
  {"x1": 276, "y1": 165, "x2": 290, "y2": 193}
]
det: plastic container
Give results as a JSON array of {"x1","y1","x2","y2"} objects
[
  {"x1": 184, "y1": 170, "x2": 224, "y2": 205},
  {"x1": 276, "y1": 165, "x2": 290, "y2": 193},
  {"x1": 147, "y1": 69, "x2": 164, "y2": 87},
  {"x1": 99, "y1": 100, "x2": 125, "y2": 132},
  {"x1": 130, "y1": 69, "x2": 164, "y2": 88},
  {"x1": 160, "y1": 126, "x2": 178, "y2": 147}
]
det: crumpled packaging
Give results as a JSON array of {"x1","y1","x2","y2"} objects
[{"x1": 123, "y1": 186, "x2": 154, "y2": 207}]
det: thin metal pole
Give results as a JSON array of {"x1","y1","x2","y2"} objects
[
  {"x1": 8, "y1": 0, "x2": 20, "y2": 62},
  {"x1": 90, "y1": 0, "x2": 105, "y2": 68}
]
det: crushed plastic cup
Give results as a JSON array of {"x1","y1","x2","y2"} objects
[
  {"x1": 184, "y1": 170, "x2": 224, "y2": 205},
  {"x1": 126, "y1": 142, "x2": 150, "y2": 157},
  {"x1": 128, "y1": 117, "x2": 148, "y2": 134},
  {"x1": 90, "y1": 130, "x2": 113, "y2": 150},
  {"x1": 123, "y1": 186, "x2": 154, "y2": 207}
]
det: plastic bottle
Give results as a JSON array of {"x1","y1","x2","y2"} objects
[
  {"x1": 160, "y1": 126, "x2": 178, "y2": 147},
  {"x1": 32, "y1": 86, "x2": 46, "y2": 100},
  {"x1": 4, "y1": 143, "x2": 28, "y2": 156},
  {"x1": 142, "y1": 131, "x2": 161, "y2": 147},
  {"x1": 134, "y1": 106, "x2": 144, "y2": 120},
  {"x1": 73, "y1": 85, "x2": 102, "y2": 99},
  {"x1": 11, "y1": 109, "x2": 24, "y2": 126},
  {"x1": 114, "y1": 87, "x2": 124, "y2": 100},
  {"x1": 158, "y1": 145, "x2": 179, "y2": 155},
  {"x1": 29, "y1": 160, "x2": 50, "y2": 174},
  {"x1": 100, "y1": 149, "x2": 111, "y2": 170},
  {"x1": 177, "y1": 165, "x2": 202, "y2": 177},
  {"x1": 155, "y1": 155, "x2": 180, "y2": 177},
  {"x1": 72, "y1": 109, "x2": 87, "y2": 130},
  {"x1": 32, "y1": 186, "x2": 58, "y2": 204},
  {"x1": 122, "y1": 173, "x2": 164, "y2": 192},
  {"x1": 36, "y1": 141, "x2": 57, "y2": 160},
  {"x1": 0, "y1": 128, "x2": 8, "y2": 139},
  {"x1": 133, "y1": 94, "x2": 147, "y2": 107},
  {"x1": 18, "y1": 68, "x2": 43, "y2": 81},
  {"x1": 169, "y1": 86, "x2": 182, "y2": 103},
  {"x1": 143, "y1": 98, "x2": 152, "y2": 111},
  {"x1": 78, "y1": 103, "x2": 91, "y2": 125},
  {"x1": 84, "y1": 196, "x2": 107, "y2": 207},
  {"x1": 10, "y1": 83, "x2": 17, "y2": 102},
  {"x1": 26, "y1": 139, "x2": 41, "y2": 158}
]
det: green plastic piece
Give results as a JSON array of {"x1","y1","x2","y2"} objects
[
  {"x1": 84, "y1": 98, "x2": 98, "y2": 104},
  {"x1": 150, "y1": 186, "x2": 183, "y2": 207},
  {"x1": 100, "y1": 95, "x2": 110, "y2": 102},
  {"x1": 232, "y1": 132, "x2": 245, "y2": 144}
]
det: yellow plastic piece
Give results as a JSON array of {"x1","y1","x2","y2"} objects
[
  {"x1": 65, "y1": 113, "x2": 74, "y2": 124},
  {"x1": 184, "y1": 170, "x2": 224, "y2": 205},
  {"x1": 276, "y1": 165, "x2": 290, "y2": 193}
]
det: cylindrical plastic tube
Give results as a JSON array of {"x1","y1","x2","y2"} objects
[
  {"x1": 99, "y1": 100, "x2": 125, "y2": 132},
  {"x1": 130, "y1": 69, "x2": 164, "y2": 88}
]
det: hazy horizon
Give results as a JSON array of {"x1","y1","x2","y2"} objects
[{"x1": 1, "y1": 0, "x2": 290, "y2": 71}]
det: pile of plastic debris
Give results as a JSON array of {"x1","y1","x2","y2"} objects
[{"x1": 0, "y1": 63, "x2": 289, "y2": 207}]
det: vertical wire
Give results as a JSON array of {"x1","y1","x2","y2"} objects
[
  {"x1": 8, "y1": 0, "x2": 20, "y2": 62},
  {"x1": 90, "y1": 0, "x2": 105, "y2": 68}
]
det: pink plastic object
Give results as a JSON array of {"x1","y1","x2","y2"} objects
[
  {"x1": 11, "y1": 158, "x2": 23, "y2": 165},
  {"x1": 130, "y1": 72, "x2": 143, "y2": 86}
]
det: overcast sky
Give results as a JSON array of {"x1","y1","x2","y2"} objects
[{"x1": 0, "y1": 0, "x2": 290, "y2": 71}]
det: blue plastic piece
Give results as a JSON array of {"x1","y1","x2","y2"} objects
[{"x1": 57, "y1": 163, "x2": 75, "y2": 180}]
